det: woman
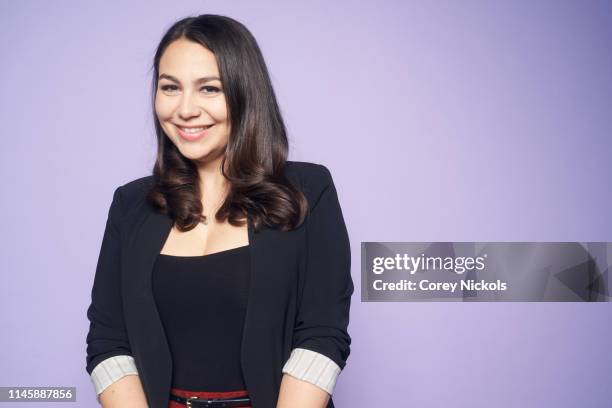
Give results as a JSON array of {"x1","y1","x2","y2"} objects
[{"x1": 85, "y1": 14, "x2": 353, "y2": 408}]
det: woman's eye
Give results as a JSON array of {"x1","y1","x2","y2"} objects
[
  {"x1": 160, "y1": 85, "x2": 178, "y2": 92},
  {"x1": 201, "y1": 86, "x2": 220, "y2": 94}
]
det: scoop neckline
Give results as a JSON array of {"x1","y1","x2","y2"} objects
[{"x1": 158, "y1": 244, "x2": 250, "y2": 259}]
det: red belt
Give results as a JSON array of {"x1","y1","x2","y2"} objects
[{"x1": 168, "y1": 388, "x2": 251, "y2": 408}]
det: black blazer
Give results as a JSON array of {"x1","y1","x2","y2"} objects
[{"x1": 85, "y1": 161, "x2": 353, "y2": 408}]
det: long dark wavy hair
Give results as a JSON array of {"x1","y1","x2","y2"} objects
[{"x1": 146, "y1": 14, "x2": 307, "y2": 232}]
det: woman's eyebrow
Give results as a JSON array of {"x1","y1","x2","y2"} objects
[{"x1": 158, "y1": 73, "x2": 220, "y2": 83}]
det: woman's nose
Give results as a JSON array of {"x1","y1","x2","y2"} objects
[{"x1": 177, "y1": 92, "x2": 201, "y2": 119}]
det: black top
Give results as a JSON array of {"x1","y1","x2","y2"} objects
[{"x1": 151, "y1": 244, "x2": 251, "y2": 391}]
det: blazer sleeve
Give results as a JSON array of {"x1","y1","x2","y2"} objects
[
  {"x1": 283, "y1": 164, "x2": 354, "y2": 393},
  {"x1": 85, "y1": 186, "x2": 139, "y2": 397}
]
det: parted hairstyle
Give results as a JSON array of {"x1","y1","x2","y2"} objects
[{"x1": 146, "y1": 14, "x2": 307, "y2": 232}]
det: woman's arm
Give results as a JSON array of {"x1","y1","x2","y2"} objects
[
  {"x1": 98, "y1": 375, "x2": 148, "y2": 408},
  {"x1": 277, "y1": 164, "x2": 353, "y2": 407},
  {"x1": 277, "y1": 373, "x2": 330, "y2": 408},
  {"x1": 85, "y1": 186, "x2": 147, "y2": 407}
]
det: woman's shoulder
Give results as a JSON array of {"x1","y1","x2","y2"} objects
[
  {"x1": 116, "y1": 175, "x2": 155, "y2": 202},
  {"x1": 108, "y1": 175, "x2": 155, "y2": 221},
  {"x1": 284, "y1": 160, "x2": 334, "y2": 194}
]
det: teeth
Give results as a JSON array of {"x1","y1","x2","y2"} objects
[{"x1": 179, "y1": 125, "x2": 212, "y2": 133}]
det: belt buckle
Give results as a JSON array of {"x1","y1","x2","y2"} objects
[{"x1": 185, "y1": 396, "x2": 199, "y2": 407}]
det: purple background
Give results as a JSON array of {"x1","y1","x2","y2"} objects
[{"x1": 1, "y1": 1, "x2": 611, "y2": 406}]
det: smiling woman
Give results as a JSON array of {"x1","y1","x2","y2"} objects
[{"x1": 85, "y1": 14, "x2": 353, "y2": 408}]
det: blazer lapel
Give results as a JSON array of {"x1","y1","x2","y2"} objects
[{"x1": 121, "y1": 208, "x2": 174, "y2": 407}]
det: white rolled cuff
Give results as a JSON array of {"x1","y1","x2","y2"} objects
[
  {"x1": 90, "y1": 355, "x2": 139, "y2": 399},
  {"x1": 281, "y1": 348, "x2": 342, "y2": 395}
]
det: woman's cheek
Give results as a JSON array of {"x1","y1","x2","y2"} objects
[{"x1": 155, "y1": 94, "x2": 176, "y2": 117}]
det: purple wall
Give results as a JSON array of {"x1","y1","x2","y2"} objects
[{"x1": 1, "y1": 0, "x2": 610, "y2": 406}]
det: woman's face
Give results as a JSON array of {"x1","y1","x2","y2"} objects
[{"x1": 155, "y1": 37, "x2": 230, "y2": 164}]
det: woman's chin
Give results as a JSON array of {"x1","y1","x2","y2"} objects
[{"x1": 176, "y1": 145, "x2": 210, "y2": 161}]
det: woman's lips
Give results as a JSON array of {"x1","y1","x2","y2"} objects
[{"x1": 176, "y1": 124, "x2": 214, "y2": 141}]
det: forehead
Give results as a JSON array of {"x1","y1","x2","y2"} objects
[{"x1": 158, "y1": 38, "x2": 220, "y2": 78}]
